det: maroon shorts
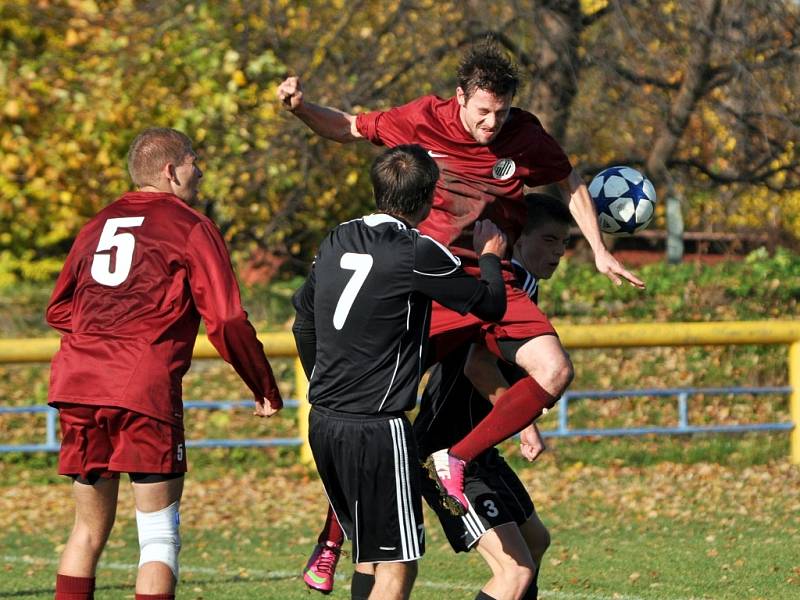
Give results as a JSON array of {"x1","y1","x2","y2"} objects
[
  {"x1": 57, "y1": 404, "x2": 187, "y2": 479},
  {"x1": 429, "y1": 266, "x2": 556, "y2": 364}
]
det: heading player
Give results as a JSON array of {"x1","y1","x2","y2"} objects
[
  {"x1": 415, "y1": 193, "x2": 572, "y2": 600},
  {"x1": 292, "y1": 144, "x2": 507, "y2": 600},
  {"x1": 278, "y1": 40, "x2": 644, "y2": 514},
  {"x1": 47, "y1": 128, "x2": 282, "y2": 600}
]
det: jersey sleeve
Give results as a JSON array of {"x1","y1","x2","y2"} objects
[
  {"x1": 46, "y1": 246, "x2": 78, "y2": 334},
  {"x1": 291, "y1": 266, "x2": 317, "y2": 379},
  {"x1": 412, "y1": 235, "x2": 506, "y2": 321},
  {"x1": 186, "y1": 220, "x2": 282, "y2": 409},
  {"x1": 354, "y1": 97, "x2": 429, "y2": 146},
  {"x1": 523, "y1": 125, "x2": 573, "y2": 187}
]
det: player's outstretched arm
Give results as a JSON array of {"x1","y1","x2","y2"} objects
[
  {"x1": 277, "y1": 76, "x2": 363, "y2": 144},
  {"x1": 557, "y1": 170, "x2": 645, "y2": 289}
]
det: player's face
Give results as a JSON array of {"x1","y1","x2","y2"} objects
[
  {"x1": 457, "y1": 87, "x2": 513, "y2": 145},
  {"x1": 514, "y1": 220, "x2": 569, "y2": 279},
  {"x1": 171, "y1": 152, "x2": 203, "y2": 202}
]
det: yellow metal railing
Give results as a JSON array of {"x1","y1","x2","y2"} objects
[{"x1": 1, "y1": 321, "x2": 799, "y2": 463}]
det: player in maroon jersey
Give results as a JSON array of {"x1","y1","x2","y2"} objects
[
  {"x1": 279, "y1": 41, "x2": 643, "y2": 593},
  {"x1": 47, "y1": 128, "x2": 282, "y2": 600}
]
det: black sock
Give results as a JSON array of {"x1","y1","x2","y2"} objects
[
  {"x1": 475, "y1": 592, "x2": 497, "y2": 600},
  {"x1": 351, "y1": 571, "x2": 375, "y2": 600}
]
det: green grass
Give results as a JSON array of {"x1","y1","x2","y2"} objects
[{"x1": 2, "y1": 456, "x2": 799, "y2": 599}]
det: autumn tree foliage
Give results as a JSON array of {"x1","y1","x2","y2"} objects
[{"x1": 1, "y1": 0, "x2": 798, "y2": 284}]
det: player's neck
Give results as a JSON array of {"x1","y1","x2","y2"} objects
[
  {"x1": 138, "y1": 184, "x2": 171, "y2": 194},
  {"x1": 384, "y1": 212, "x2": 415, "y2": 228}
]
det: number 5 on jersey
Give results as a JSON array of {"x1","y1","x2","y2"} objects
[
  {"x1": 90, "y1": 217, "x2": 145, "y2": 286},
  {"x1": 333, "y1": 252, "x2": 373, "y2": 330}
]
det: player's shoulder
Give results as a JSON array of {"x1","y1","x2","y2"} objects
[
  {"x1": 413, "y1": 232, "x2": 461, "y2": 276},
  {"x1": 324, "y1": 214, "x2": 414, "y2": 255},
  {"x1": 506, "y1": 107, "x2": 546, "y2": 135},
  {"x1": 107, "y1": 192, "x2": 207, "y2": 223},
  {"x1": 394, "y1": 94, "x2": 452, "y2": 118}
]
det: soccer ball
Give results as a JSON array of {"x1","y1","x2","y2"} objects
[{"x1": 588, "y1": 166, "x2": 657, "y2": 236}]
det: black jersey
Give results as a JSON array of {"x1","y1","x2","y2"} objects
[
  {"x1": 293, "y1": 213, "x2": 506, "y2": 415},
  {"x1": 414, "y1": 260, "x2": 538, "y2": 455}
]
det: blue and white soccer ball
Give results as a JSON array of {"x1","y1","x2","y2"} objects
[{"x1": 588, "y1": 166, "x2": 657, "y2": 236}]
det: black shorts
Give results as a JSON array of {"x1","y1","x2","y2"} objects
[
  {"x1": 421, "y1": 448, "x2": 534, "y2": 553},
  {"x1": 309, "y1": 405, "x2": 425, "y2": 563}
]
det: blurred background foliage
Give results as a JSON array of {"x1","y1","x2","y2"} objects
[{"x1": 1, "y1": 0, "x2": 798, "y2": 286}]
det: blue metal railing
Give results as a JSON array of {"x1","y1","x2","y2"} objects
[
  {"x1": 0, "y1": 387, "x2": 792, "y2": 453},
  {"x1": 546, "y1": 386, "x2": 793, "y2": 438}
]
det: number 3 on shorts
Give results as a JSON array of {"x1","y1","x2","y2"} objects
[
  {"x1": 90, "y1": 217, "x2": 145, "y2": 286},
  {"x1": 333, "y1": 252, "x2": 373, "y2": 330}
]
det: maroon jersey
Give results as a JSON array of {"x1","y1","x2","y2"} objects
[
  {"x1": 356, "y1": 95, "x2": 572, "y2": 262},
  {"x1": 46, "y1": 191, "x2": 282, "y2": 425}
]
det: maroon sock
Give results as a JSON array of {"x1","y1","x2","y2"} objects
[
  {"x1": 450, "y1": 376, "x2": 555, "y2": 462},
  {"x1": 55, "y1": 574, "x2": 95, "y2": 600},
  {"x1": 317, "y1": 505, "x2": 345, "y2": 546},
  {"x1": 135, "y1": 595, "x2": 175, "y2": 600}
]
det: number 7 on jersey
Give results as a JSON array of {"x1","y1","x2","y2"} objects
[{"x1": 333, "y1": 253, "x2": 373, "y2": 330}]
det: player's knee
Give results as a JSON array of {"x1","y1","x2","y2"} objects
[
  {"x1": 532, "y1": 524, "x2": 551, "y2": 557},
  {"x1": 507, "y1": 561, "x2": 535, "y2": 595},
  {"x1": 539, "y1": 353, "x2": 573, "y2": 399},
  {"x1": 71, "y1": 521, "x2": 113, "y2": 555},
  {"x1": 136, "y1": 501, "x2": 181, "y2": 579},
  {"x1": 551, "y1": 353, "x2": 574, "y2": 395}
]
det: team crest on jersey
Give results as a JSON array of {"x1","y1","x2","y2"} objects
[{"x1": 492, "y1": 158, "x2": 516, "y2": 180}]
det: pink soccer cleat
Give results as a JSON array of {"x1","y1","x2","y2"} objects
[
  {"x1": 303, "y1": 541, "x2": 341, "y2": 594},
  {"x1": 424, "y1": 449, "x2": 468, "y2": 517}
]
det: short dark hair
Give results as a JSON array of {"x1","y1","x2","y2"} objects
[
  {"x1": 370, "y1": 145, "x2": 439, "y2": 218},
  {"x1": 457, "y1": 40, "x2": 520, "y2": 100},
  {"x1": 127, "y1": 127, "x2": 193, "y2": 187},
  {"x1": 522, "y1": 193, "x2": 573, "y2": 234}
]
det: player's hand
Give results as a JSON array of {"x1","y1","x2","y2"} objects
[
  {"x1": 595, "y1": 247, "x2": 645, "y2": 289},
  {"x1": 277, "y1": 76, "x2": 304, "y2": 112},
  {"x1": 473, "y1": 219, "x2": 507, "y2": 258},
  {"x1": 519, "y1": 423, "x2": 545, "y2": 462},
  {"x1": 254, "y1": 397, "x2": 280, "y2": 418}
]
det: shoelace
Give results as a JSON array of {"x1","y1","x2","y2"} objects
[{"x1": 314, "y1": 546, "x2": 339, "y2": 575}]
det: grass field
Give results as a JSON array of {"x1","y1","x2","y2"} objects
[
  {"x1": 2, "y1": 263, "x2": 799, "y2": 599},
  {"x1": 2, "y1": 441, "x2": 799, "y2": 600}
]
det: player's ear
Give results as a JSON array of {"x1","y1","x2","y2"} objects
[
  {"x1": 456, "y1": 87, "x2": 467, "y2": 107},
  {"x1": 165, "y1": 162, "x2": 179, "y2": 185}
]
